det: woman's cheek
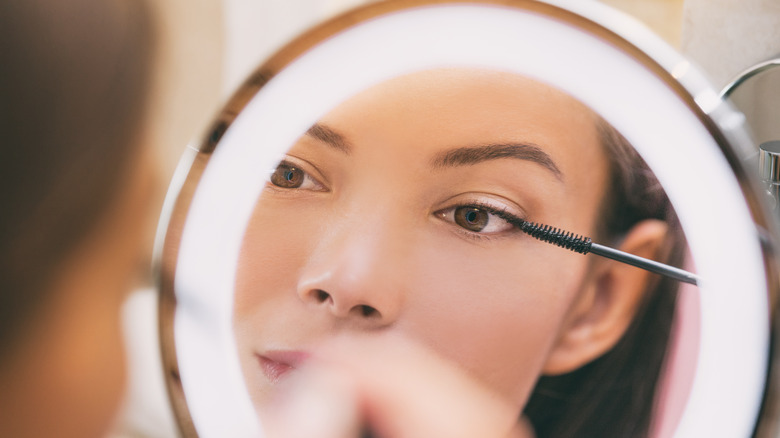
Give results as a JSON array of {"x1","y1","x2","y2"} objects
[
  {"x1": 233, "y1": 199, "x2": 328, "y2": 405},
  {"x1": 398, "y1": 234, "x2": 587, "y2": 404},
  {"x1": 234, "y1": 197, "x2": 325, "y2": 318}
]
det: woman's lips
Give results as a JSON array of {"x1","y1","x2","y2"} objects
[{"x1": 256, "y1": 350, "x2": 310, "y2": 383}]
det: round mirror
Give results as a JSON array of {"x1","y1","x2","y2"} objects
[{"x1": 154, "y1": 1, "x2": 780, "y2": 437}]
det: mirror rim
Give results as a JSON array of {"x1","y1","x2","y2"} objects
[{"x1": 154, "y1": 1, "x2": 780, "y2": 436}]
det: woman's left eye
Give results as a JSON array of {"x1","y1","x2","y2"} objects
[
  {"x1": 268, "y1": 161, "x2": 325, "y2": 191},
  {"x1": 437, "y1": 205, "x2": 517, "y2": 234}
]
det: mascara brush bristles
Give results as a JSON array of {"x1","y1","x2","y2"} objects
[{"x1": 518, "y1": 221, "x2": 592, "y2": 254}]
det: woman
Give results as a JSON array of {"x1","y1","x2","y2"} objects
[
  {"x1": 233, "y1": 68, "x2": 684, "y2": 437},
  {"x1": 0, "y1": 1, "x2": 156, "y2": 436}
]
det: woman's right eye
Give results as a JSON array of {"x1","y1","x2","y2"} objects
[{"x1": 268, "y1": 161, "x2": 326, "y2": 191}]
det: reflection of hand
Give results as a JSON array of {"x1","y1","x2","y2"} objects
[{"x1": 262, "y1": 333, "x2": 531, "y2": 438}]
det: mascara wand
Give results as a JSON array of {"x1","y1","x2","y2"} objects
[{"x1": 516, "y1": 221, "x2": 700, "y2": 286}]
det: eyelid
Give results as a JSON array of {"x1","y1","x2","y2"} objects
[
  {"x1": 437, "y1": 194, "x2": 527, "y2": 222},
  {"x1": 269, "y1": 155, "x2": 327, "y2": 181}
]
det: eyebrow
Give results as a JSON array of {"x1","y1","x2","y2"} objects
[
  {"x1": 430, "y1": 143, "x2": 563, "y2": 181},
  {"x1": 305, "y1": 123, "x2": 562, "y2": 180},
  {"x1": 306, "y1": 123, "x2": 352, "y2": 154}
]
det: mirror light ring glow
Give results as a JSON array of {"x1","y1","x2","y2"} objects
[{"x1": 167, "y1": 2, "x2": 770, "y2": 437}]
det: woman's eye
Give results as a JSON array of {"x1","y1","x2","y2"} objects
[
  {"x1": 270, "y1": 163, "x2": 303, "y2": 188},
  {"x1": 269, "y1": 162, "x2": 324, "y2": 190},
  {"x1": 454, "y1": 207, "x2": 489, "y2": 232},
  {"x1": 440, "y1": 205, "x2": 517, "y2": 234}
]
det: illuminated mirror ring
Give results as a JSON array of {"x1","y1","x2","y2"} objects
[{"x1": 155, "y1": 1, "x2": 780, "y2": 437}]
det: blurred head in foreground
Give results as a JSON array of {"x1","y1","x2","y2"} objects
[{"x1": 0, "y1": 1, "x2": 155, "y2": 436}]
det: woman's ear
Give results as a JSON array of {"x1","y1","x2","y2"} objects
[{"x1": 541, "y1": 219, "x2": 669, "y2": 375}]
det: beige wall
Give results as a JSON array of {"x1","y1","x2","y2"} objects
[
  {"x1": 681, "y1": 0, "x2": 780, "y2": 147},
  {"x1": 145, "y1": 0, "x2": 224, "y2": 215},
  {"x1": 599, "y1": 0, "x2": 685, "y2": 47},
  {"x1": 681, "y1": 0, "x2": 780, "y2": 88}
]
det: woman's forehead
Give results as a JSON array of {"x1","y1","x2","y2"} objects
[
  {"x1": 330, "y1": 69, "x2": 592, "y2": 112},
  {"x1": 317, "y1": 69, "x2": 607, "y2": 186}
]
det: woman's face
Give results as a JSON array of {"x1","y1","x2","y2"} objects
[{"x1": 234, "y1": 69, "x2": 610, "y2": 412}]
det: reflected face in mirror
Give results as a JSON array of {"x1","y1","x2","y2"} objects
[{"x1": 232, "y1": 69, "x2": 678, "y2": 424}]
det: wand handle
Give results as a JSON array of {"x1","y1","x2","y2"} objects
[{"x1": 589, "y1": 243, "x2": 699, "y2": 286}]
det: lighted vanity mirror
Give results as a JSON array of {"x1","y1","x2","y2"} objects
[{"x1": 154, "y1": 1, "x2": 780, "y2": 437}]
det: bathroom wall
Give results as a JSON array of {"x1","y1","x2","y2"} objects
[
  {"x1": 600, "y1": 0, "x2": 684, "y2": 47},
  {"x1": 681, "y1": 0, "x2": 780, "y2": 147},
  {"x1": 682, "y1": 0, "x2": 780, "y2": 89},
  {"x1": 145, "y1": 0, "x2": 224, "y2": 207}
]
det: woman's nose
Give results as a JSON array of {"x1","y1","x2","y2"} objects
[{"x1": 296, "y1": 222, "x2": 406, "y2": 328}]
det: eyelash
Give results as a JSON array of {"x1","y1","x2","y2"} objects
[{"x1": 438, "y1": 200, "x2": 526, "y2": 242}]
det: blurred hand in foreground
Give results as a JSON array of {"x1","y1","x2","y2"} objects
[{"x1": 262, "y1": 333, "x2": 533, "y2": 438}]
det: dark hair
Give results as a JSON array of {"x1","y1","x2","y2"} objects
[
  {"x1": 523, "y1": 118, "x2": 685, "y2": 437},
  {"x1": 0, "y1": 0, "x2": 155, "y2": 356}
]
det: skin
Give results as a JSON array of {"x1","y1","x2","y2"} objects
[
  {"x1": 233, "y1": 69, "x2": 664, "y2": 422},
  {"x1": 0, "y1": 151, "x2": 155, "y2": 438},
  {"x1": 264, "y1": 333, "x2": 532, "y2": 438}
]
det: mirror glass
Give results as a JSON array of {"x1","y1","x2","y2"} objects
[
  {"x1": 235, "y1": 66, "x2": 702, "y2": 437},
  {"x1": 155, "y1": 1, "x2": 778, "y2": 437}
]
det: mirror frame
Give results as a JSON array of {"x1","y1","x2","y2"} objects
[{"x1": 154, "y1": 1, "x2": 780, "y2": 436}]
